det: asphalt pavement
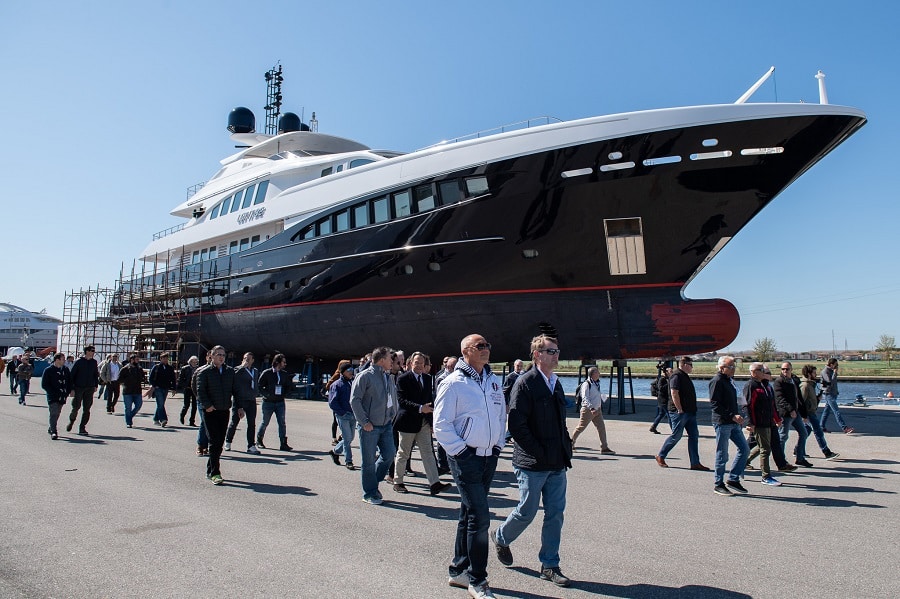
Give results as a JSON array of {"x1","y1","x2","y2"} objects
[{"x1": 1, "y1": 387, "x2": 898, "y2": 599}]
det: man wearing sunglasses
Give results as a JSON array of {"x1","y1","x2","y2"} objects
[
  {"x1": 492, "y1": 334, "x2": 573, "y2": 589},
  {"x1": 655, "y1": 357, "x2": 709, "y2": 471}
]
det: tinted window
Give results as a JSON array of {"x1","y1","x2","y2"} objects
[
  {"x1": 251, "y1": 235, "x2": 260, "y2": 246},
  {"x1": 229, "y1": 241, "x2": 238, "y2": 254},
  {"x1": 209, "y1": 204, "x2": 221, "y2": 219},
  {"x1": 336, "y1": 164, "x2": 344, "y2": 173},
  {"x1": 200, "y1": 248, "x2": 208, "y2": 261},
  {"x1": 240, "y1": 238, "x2": 250, "y2": 252},
  {"x1": 302, "y1": 226, "x2": 314, "y2": 240},
  {"x1": 318, "y1": 217, "x2": 332, "y2": 236},
  {"x1": 230, "y1": 191, "x2": 243, "y2": 213},
  {"x1": 393, "y1": 190, "x2": 412, "y2": 217},
  {"x1": 415, "y1": 184, "x2": 437, "y2": 211},
  {"x1": 335, "y1": 210, "x2": 350, "y2": 232},
  {"x1": 350, "y1": 158, "x2": 374, "y2": 169},
  {"x1": 192, "y1": 251, "x2": 200, "y2": 264},
  {"x1": 353, "y1": 203, "x2": 369, "y2": 227},
  {"x1": 254, "y1": 180, "x2": 268, "y2": 204},
  {"x1": 373, "y1": 197, "x2": 389, "y2": 223},
  {"x1": 439, "y1": 180, "x2": 460, "y2": 205},
  {"x1": 321, "y1": 166, "x2": 333, "y2": 177},
  {"x1": 220, "y1": 195, "x2": 232, "y2": 215},
  {"x1": 241, "y1": 184, "x2": 255, "y2": 209},
  {"x1": 465, "y1": 176, "x2": 489, "y2": 196}
]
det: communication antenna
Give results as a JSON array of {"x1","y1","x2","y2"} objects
[
  {"x1": 264, "y1": 63, "x2": 284, "y2": 135},
  {"x1": 309, "y1": 111, "x2": 318, "y2": 132},
  {"x1": 815, "y1": 70, "x2": 829, "y2": 105}
]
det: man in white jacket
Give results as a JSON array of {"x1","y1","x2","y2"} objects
[{"x1": 434, "y1": 333, "x2": 507, "y2": 599}]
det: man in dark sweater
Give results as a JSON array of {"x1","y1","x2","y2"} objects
[
  {"x1": 196, "y1": 345, "x2": 235, "y2": 485},
  {"x1": 774, "y1": 362, "x2": 811, "y2": 467},
  {"x1": 709, "y1": 356, "x2": 748, "y2": 496},
  {"x1": 66, "y1": 346, "x2": 99, "y2": 435},
  {"x1": 148, "y1": 352, "x2": 177, "y2": 427},
  {"x1": 656, "y1": 357, "x2": 708, "y2": 470},
  {"x1": 41, "y1": 353, "x2": 73, "y2": 439}
]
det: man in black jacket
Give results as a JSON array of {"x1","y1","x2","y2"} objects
[
  {"x1": 774, "y1": 362, "x2": 811, "y2": 467},
  {"x1": 492, "y1": 335, "x2": 572, "y2": 588},
  {"x1": 709, "y1": 356, "x2": 748, "y2": 496},
  {"x1": 256, "y1": 354, "x2": 295, "y2": 451},
  {"x1": 41, "y1": 352, "x2": 73, "y2": 439},
  {"x1": 66, "y1": 346, "x2": 99, "y2": 436},
  {"x1": 149, "y1": 352, "x2": 178, "y2": 427},
  {"x1": 197, "y1": 345, "x2": 235, "y2": 485}
]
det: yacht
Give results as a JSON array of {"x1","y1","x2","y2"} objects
[{"x1": 0, "y1": 303, "x2": 61, "y2": 355}]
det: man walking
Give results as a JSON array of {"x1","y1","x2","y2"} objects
[
  {"x1": 148, "y1": 352, "x2": 177, "y2": 427},
  {"x1": 655, "y1": 357, "x2": 709, "y2": 470},
  {"x1": 708, "y1": 356, "x2": 749, "y2": 495},
  {"x1": 256, "y1": 354, "x2": 295, "y2": 451},
  {"x1": 178, "y1": 356, "x2": 200, "y2": 426},
  {"x1": 434, "y1": 334, "x2": 506, "y2": 599},
  {"x1": 66, "y1": 346, "x2": 99, "y2": 435},
  {"x1": 745, "y1": 363, "x2": 783, "y2": 486},
  {"x1": 196, "y1": 345, "x2": 234, "y2": 485},
  {"x1": 493, "y1": 334, "x2": 573, "y2": 589},
  {"x1": 225, "y1": 352, "x2": 260, "y2": 454},
  {"x1": 327, "y1": 362, "x2": 357, "y2": 469},
  {"x1": 774, "y1": 362, "x2": 812, "y2": 468},
  {"x1": 350, "y1": 346, "x2": 398, "y2": 505},
  {"x1": 16, "y1": 355, "x2": 33, "y2": 405},
  {"x1": 118, "y1": 353, "x2": 145, "y2": 429},
  {"x1": 820, "y1": 358, "x2": 853, "y2": 434},
  {"x1": 571, "y1": 366, "x2": 614, "y2": 454},
  {"x1": 41, "y1": 352, "x2": 72, "y2": 439},
  {"x1": 100, "y1": 354, "x2": 122, "y2": 414}
]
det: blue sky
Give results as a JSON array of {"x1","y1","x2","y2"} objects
[{"x1": 1, "y1": 1, "x2": 897, "y2": 353}]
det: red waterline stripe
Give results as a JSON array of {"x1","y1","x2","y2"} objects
[{"x1": 207, "y1": 281, "x2": 685, "y2": 315}]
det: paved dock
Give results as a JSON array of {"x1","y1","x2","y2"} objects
[{"x1": 1, "y1": 388, "x2": 898, "y2": 598}]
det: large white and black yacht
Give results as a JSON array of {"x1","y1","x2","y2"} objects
[{"x1": 111, "y1": 69, "x2": 865, "y2": 361}]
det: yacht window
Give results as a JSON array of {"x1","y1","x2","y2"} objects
[
  {"x1": 438, "y1": 180, "x2": 461, "y2": 206},
  {"x1": 254, "y1": 180, "x2": 268, "y2": 205},
  {"x1": 414, "y1": 184, "x2": 437, "y2": 211},
  {"x1": 192, "y1": 251, "x2": 200, "y2": 264},
  {"x1": 229, "y1": 241, "x2": 238, "y2": 254},
  {"x1": 465, "y1": 177, "x2": 489, "y2": 197},
  {"x1": 240, "y1": 238, "x2": 250, "y2": 252},
  {"x1": 301, "y1": 225, "x2": 315, "y2": 240},
  {"x1": 321, "y1": 166, "x2": 333, "y2": 177},
  {"x1": 251, "y1": 235, "x2": 260, "y2": 246},
  {"x1": 230, "y1": 191, "x2": 243, "y2": 213},
  {"x1": 209, "y1": 245, "x2": 217, "y2": 257},
  {"x1": 350, "y1": 158, "x2": 375, "y2": 169},
  {"x1": 209, "y1": 204, "x2": 221, "y2": 220},
  {"x1": 335, "y1": 209, "x2": 350, "y2": 232},
  {"x1": 336, "y1": 164, "x2": 344, "y2": 173},
  {"x1": 241, "y1": 184, "x2": 256, "y2": 209},
  {"x1": 353, "y1": 203, "x2": 369, "y2": 227},
  {"x1": 200, "y1": 248, "x2": 208, "y2": 261},
  {"x1": 317, "y1": 217, "x2": 332, "y2": 236},
  {"x1": 220, "y1": 195, "x2": 232, "y2": 215},
  {"x1": 373, "y1": 196, "x2": 389, "y2": 223},
  {"x1": 393, "y1": 190, "x2": 412, "y2": 218}
]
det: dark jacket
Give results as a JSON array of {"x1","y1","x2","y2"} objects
[
  {"x1": 395, "y1": 370, "x2": 434, "y2": 433},
  {"x1": 178, "y1": 364, "x2": 196, "y2": 392},
  {"x1": 744, "y1": 378, "x2": 779, "y2": 427},
  {"x1": 708, "y1": 372, "x2": 738, "y2": 425},
  {"x1": 668, "y1": 368, "x2": 697, "y2": 413},
  {"x1": 327, "y1": 377, "x2": 353, "y2": 416},
  {"x1": 656, "y1": 374, "x2": 670, "y2": 407},
  {"x1": 196, "y1": 364, "x2": 235, "y2": 411},
  {"x1": 41, "y1": 364, "x2": 72, "y2": 403},
  {"x1": 773, "y1": 374, "x2": 804, "y2": 418},
  {"x1": 118, "y1": 363, "x2": 146, "y2": 395},
  {"x1": 70, "y1": 357, "x2": 99, "y2": 388},
  {"x1": 502, "y1": 371, "x2": 520, "y2": 405},
  {"x1": 149, "y1": 362, "x2": 177, "y2": 390},
  {"x1": 258, "y1": 367, "x2": 294, "y2": 402},
  {"x1": 508, "y1": 367, "x2": 572, "y2": 471},
  {"x1": 233, "y1": 366, "x2": 258, "y2": 403}
]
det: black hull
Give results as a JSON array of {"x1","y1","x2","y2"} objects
[{"x1": 116, "y1": 110, "x2": 865, "y2": 362}]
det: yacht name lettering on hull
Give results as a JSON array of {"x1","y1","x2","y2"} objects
[{"x1": 237, "y1": 207, "x2": 266, "y2": 226}]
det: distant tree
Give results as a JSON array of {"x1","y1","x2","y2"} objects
[
  {"x1": 875, "y1": 334, "x2": 896, "y2": 366},
  {"x1": 753, "y1": 337, "x2": 777, "y2": 362}
]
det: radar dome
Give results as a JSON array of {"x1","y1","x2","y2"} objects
[
  {"x1": 278, "y1": 112, "x2": 302, "y2": 133},
  {"x1": 227, "y1": 107, "x2": 256, "y2": 134}
]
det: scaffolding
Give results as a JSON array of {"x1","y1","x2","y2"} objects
[{"x1": 60, "y1": 286, "x2": 134, "y2": 360}]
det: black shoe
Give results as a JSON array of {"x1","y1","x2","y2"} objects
[
  {"x1": 180, "y1": 414, "x2": 185, "y2": 425},
  {"x1": 795, "y1": 459, "x2": 814, "y2": 468},
  {"x1": 329, "y1": 450, "x2": 341, "y2": 465},
  {"x1": 540, "y1": 566, "x2": 571, "y2": 587},
  {"x1": 50, "y1": 432, "x2": 58, "y2": 440},
  {"x1": 78, "y1": 429, "x2": 89, "y2": 436},
  {"x1": 189, "y1": 421, "x2": 196, "y2": 427},
  {"x1": 257, "y1": 436, "x2": 266, "y2": 449},
  {"x1": 438, "y1": 467, "x2": 451, "y2": 476},
  {"x1": 713, "y1": 483, "x2": 733, "y2": 496},
  {"x1": 430, "y1": 482, "x2": 451, "y2": 496},
  {"x1": 491, "y1": 530, "x2": 513, "y2": 566},
  {"x1": 726, "y1": 480, "x2": 749, "y2": 494},
  {"x1": 65, "y1": 421, "x2": 74, "y2": 432},
  {"x1": 393, "y1": 483, "x2": 409, "y2": 494},
  {"x1": 649, "y1": 427, "x2": 661, "y2": 434},
  {"x1": 345, "y1": 461, "x2": 356, "y2": 470},
  {"x1": 279, "y1": 439, "x2": 293, "y2": 451}
]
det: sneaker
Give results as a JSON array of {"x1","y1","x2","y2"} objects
[
  {"x1": 247, "y1": 445, "x2": 261, "y2": 455},
  {"x1": 329, "y1": 450, "x2": 341, "y2": 465},
  {"x1": 362, "y1": 495, "x2": 383, "y2": 505},
  {"x1": 467, "y1": 581, "x2": 496, "y2": 598},
  {"x1": 345, "y1": 461, "x2": 356, "y2": 470},
  {"x1": 224, "y1": 441, "x2": 232, "y2": 451},
  {"x1": 600, "y1": 448, "x2": 616, "y2": 455},
  {"x1": 210, "y1": 474, "x2": 224, "y2": 485},
  {"x1": 540, "y1": 566, "x2": 571, "y2": 587},
  {"x1": 761, "y1": 476, "x2": 782, "y2": 486},
  {"x1": 778, "y1": 464, "x2": 798, "y2": 473},
  {"x1": 795, "y1": 459, "x2": 814, "y2": 468},
  {"x1": 825, "y1": 451, "x2": 840, "y2": 461},
  {"x1": 153, "y1": 420, "x2": 160, "y2": 426},
  {"x1": 490, "y1": 530, "x2": 513, "y2": 566},
  {"x1": 78, "y1": 429, "x2": 89, "y2": 436},
  {"x1": 126, "y1": 424, "x2": 133, "y2": 429},
  {"x1": 726, "y1": 480, "x2": 748, "y2": 494},
  {"x1": 50, "y1": 433, "x2": 58, "y2": 440},
  {"x1": 161, "y1": 420, "x2": 167, "y2": 428},
  {"x1": 713, "y1": 483, "x2": 733, "y2": 496},
  {"x1": 448, "y1": 573, "x2": 469, "y2": 589},
  {"x1": 196, "y1": 446, "x2": 206, "y2": 456},
  {"x1": 393, "y1": 483, "x2": 409, "y2": 494},
  {"x1": 843, "y1": 427, "x2": 854, "y2": 434},
  {"x1": 256, "y1": 436, "x2": 266, "y2": 449}
]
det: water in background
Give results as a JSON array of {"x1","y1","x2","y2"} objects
[{"x1": 556, "y1": 375, "x2": 899, "y2": 404}]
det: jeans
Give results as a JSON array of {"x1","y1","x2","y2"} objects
[
  {"x1": 205, "y1": 409, "x2": 229, "y2": 477},
  {"x1": 806, "y1": 413, "x2": 831, "y2": 454},
  {"x1": 658, "y1": 411, "x2": 701, "y2": 465},
  {"x1": 358, "y1": 424, "x2": 396, "y2": 499},
  {"x1": 448, "y1": 449, "x2": 499, "y2": 586},
  {"x1": 819, "y1": 394, "x2": 849, "y2": 430},
  {"x1": 226, "y1": 400, "x2": 258, "y2": 448},
  {"x1": 779, "y1": 414, "x2": 809, "y2": 462},
  {"x1": 713, "y1": 423, "x2": 749, "y2": 484},
  {"x1": 496, "y1": 467, "x2": 567, "y2": 568},
  {"x1": 333, "y1": 412, "x2": 357, "y2": 463},
  {"x1": 69, "y1": 387, "x2": 95, "y2": 431},
  {"x1": 123, "y1": 393, "x2": 143, "y2": 426},
  {"x1": 650, "y1": 404, "x2": 670, "y2": 431},
  {"x1": 18, "y1": 379, "x2": 30, "y2": 403},
  {"x1": 197, "y1": 407, "x2": 208, "y2": 447},
  {"x1": 257, "y1": 401, "x2": 287, "y2": 442},
  {"x1": 153, "y1": 388, "x2": 170, "y2": 423}
]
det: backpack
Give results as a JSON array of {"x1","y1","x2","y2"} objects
[{"x1": 650, "y1": 377, "x2": 660, "y2": 397}]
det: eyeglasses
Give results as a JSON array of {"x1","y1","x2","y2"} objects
[
  {"x1": 538, "y1": 348, "x2": 561, "y2": 355},
  {"x1": 466, "y1": 343, "x2": 492, "y2": 351},
  {"x1": 213, "y1": 353, "x2": 226, "y2": 357},
  {"x1": 724, "y1": 364, "x2": 736, "y2": 369},
  {"x1": 781, "y1": 367, "x2": 791, "y2": 370}
]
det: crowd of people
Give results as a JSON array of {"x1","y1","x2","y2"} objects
[{"x1": 4, "y1": 340, "x2": 857, "y2": 599}]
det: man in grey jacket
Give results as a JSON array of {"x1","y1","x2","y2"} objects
[{"x1": 350, "y1": 346, "x2": 398, "y2": 505}]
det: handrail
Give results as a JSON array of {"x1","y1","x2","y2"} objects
[
  {"x1": 420, "y1": 116, "x2": 564, "y2": 150},
  {"x1": 152, "y1": 223, "x2": 185, "y2": 241}
]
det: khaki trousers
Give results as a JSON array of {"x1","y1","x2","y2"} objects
[
  {"x1": 571, "y1": 407, "x2": 610, "y2": 450},
  {"x1": 395, "y1": 423, "x2": 439, "y2": 486}
]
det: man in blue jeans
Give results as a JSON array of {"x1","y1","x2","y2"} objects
[
  {"x1": 493, "y1": 334, "x2": 573, "y2": 589},
  {"x1": 819, "y1": 358, "x2": 853, "y2": 434},
  {"x1": 148, "y1": 352, "x2": 177, "y2": 427},
  {"x1": 708, "y1": 356, "x2": 749, "y2": 495},
  {"x1": 655, "y1": 357, "x2": 709, "y2": 470},
  {"x1": 350, "y1": 346, "x2": 397, "y2": 505},
  {"x1": 118, "y1": 353, "x2": 145, "y2": 429},
  {"x1": 328, "y1": 362, "x2": 357, "y2": 469},
  {"x1": 256, "y1": 354, "x2": 295, "y2": 451}
]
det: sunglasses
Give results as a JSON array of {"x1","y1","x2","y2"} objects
[
  {"x1": 538, "y1": 348, "x2": 561, "y2": 355},
  {"x1": 466, "y1": 342, "x2": 492, "y2": 351}
]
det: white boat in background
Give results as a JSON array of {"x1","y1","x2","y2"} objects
[{"x1": 0, "y1": 303, "x2": 61, "y2": 354}]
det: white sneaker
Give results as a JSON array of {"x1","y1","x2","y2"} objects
[
  {"x1": 468, "y1": 581, "x2": 496, "y2": 599},
  {"x1": 161, "y1": 420, "x2": 167, "y2": 428},
  {"x1": 247, "y1": 445, "x2": 260, "y2": 455},
  {"x1": 448, "y1": 573, "x2": 469, "y2": 588},
  {"x1": 224, "y1": 442, "x2": 232, "y2": 451}
]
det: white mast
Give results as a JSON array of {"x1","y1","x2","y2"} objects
[
  {"x1": 815, "y1": 70, "x2": 829, "y2": 105},
  {"x1": 735, "y1": 66, "x2": 775, "y2": 104}
]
